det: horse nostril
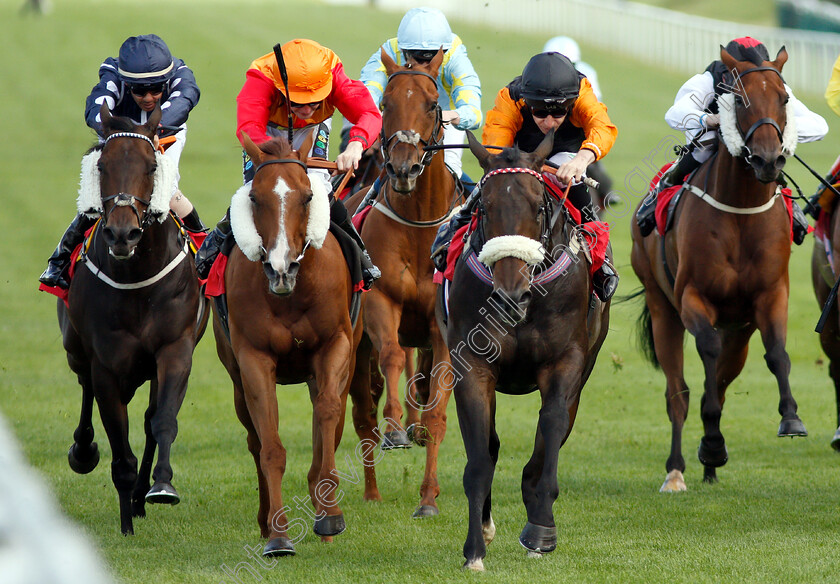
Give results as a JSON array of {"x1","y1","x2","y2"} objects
[
  {"x1": 102, "y1": 227, "x2": 116, "y2": 246},
  {"x1": 385, "y1": 162, "x2": 396, "y2": 177},
  {"x1": 126, "y1": 228, "x2": 143, "y2": 244},
  {"x1": 519, "y1": 290, "x2": 532, "y2": 306},
  {"x1": 288, "y1": 262, "x2": 300, "y2": 278},
  {"x1": 775, "y1": 155, "x2": 787, "y2": 170},
  {"x1": 409, "y1": 164, "x2": 423, "y2": 178}
]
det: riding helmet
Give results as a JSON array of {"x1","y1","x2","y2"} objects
[
  {"x1": 275, "y1": 39, "x2": 334, "y2": 103},
  {"x1": 397, "y1": 7, "x2": 453, "y2": 51},
  {"x1": 117, "y1": 34, "x2": 175, "y2": 85},
  {"x1": 520, "y1": 52, "x2": 580, "y2": 102},
  {"x1": 542, "y1": 36, "x2": 581, "y2": 64},
  {"x1": 724, "y1": 37, "x2": 770, "y2": 64}
]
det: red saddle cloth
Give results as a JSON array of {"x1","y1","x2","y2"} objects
[
  {"x1": 351, "y1": 205, "x2": 372, "y2": 232},
  {"x1": 649, "y1": 162, "x2": 802, "y2": 242}
]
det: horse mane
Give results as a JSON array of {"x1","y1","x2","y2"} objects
[{"x1": 258, "y1": 137, "x2": 294, "y2": 158}]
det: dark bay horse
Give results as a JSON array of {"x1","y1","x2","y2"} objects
[
  {"x1": 213, "y1": 132, "x2": 364, "y2": 557},
  {"x1": 811, "y1": 162, "x2": 840, "y2": 448},
  {"x1": 348, "y1": 49, "x2": 460, "y2": 517},
  {"x1": 58, "y1": 104, "x2": 205, "y2": 534},
  {"x1": 631, "y1": 46, "x2": 805, "y2": 492},
  {"x1": 448, "y1": 130, "x2": 610, "y2": 570}
]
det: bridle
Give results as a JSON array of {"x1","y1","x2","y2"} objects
[
  {"x1": 726, "y1": 66, "x2": 787, "y2": 162},
  {"x1": 379, "y1": 69, "x2": 444, "y2": 174},
  {"x1": 251, "y1": 157, "x2": 312, "y2": 263},
  {"x1": 100, "y1": 132, "x2": 158, "y2": 230}
]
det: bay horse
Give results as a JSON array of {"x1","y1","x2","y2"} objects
[
  {"x1": 811, "y1": 158, "x2": 840, "y2": 448},
  {"x1": 212, "y1": 132, "x2": 364, "y2": 557},
  {"x1": 58, "y1": 104, "x2": 205, "y2": 534},
  {"x1": 448, "y1": 130, "x2": 610, "y2": 570},
  {"x1": 347, "y1": 49, "x2": 460, "y2": 518},
  {"x1": 631, "y1": 46, "x2": 805, "y2": 492}
]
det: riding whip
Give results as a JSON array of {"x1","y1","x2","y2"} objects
[{"x1": 272, "y1": 43, "x2": 294, "y2": 146}]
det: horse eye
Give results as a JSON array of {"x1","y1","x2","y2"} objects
[
  {"x1": 249, "y1": 193, "x2": 257, "y2": 204},
  {"x1": 733, "y1": 94, "x2": 744, "y2": 106},
  {"x1": 304, "y1": 193, "x2": 313, "y2": 206}
]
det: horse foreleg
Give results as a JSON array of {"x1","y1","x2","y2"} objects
[
  {"x1": 404, "y1": 347, "x2": 423, "y2": 428},
  {"x1": 309, "y1": 339, "x2": 351, "y2": 539},
  {"x1": 91, "y1": 366, "x2": 137, "y2": 535},
  {"x1": 755, "y1": 290, "x2": 806, "y2": 437},
  {"x1": 412, "y1": 335, "x2": 452, "y2": 518},
  {"x1": 233, "y1": 382, "x2": 269, "y2": 537},
  {"x1": 348, "y1": 334, "x2": 383, "y2": 501},
  {"x1": 147, "y1": 341, "x2": 193, "y2": 504},
  {"x1": 131, "y1": 386, "x2": 158, "y2": 518},
  {"x1": 67, "y1": 369, "x2": 100, "y2": 475},
  {"x1": 453, "y1": 363, "x2": 496, "y2": 571}
]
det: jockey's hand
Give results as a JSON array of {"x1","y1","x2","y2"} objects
[
  {"x1": 442, "y1": 110, "x2": 461, "y2": 126},
  {"x1": 555, "y1": 150, "x2": 595, "y2": 186},
  {"x1": 336, "y1": 140, "x2": 364, "y2": 172},
  {"x1": 704, "y1": 113, "x2": 721, "y2": 129}
]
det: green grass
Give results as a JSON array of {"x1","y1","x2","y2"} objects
[
  {"x1": 2, "y1": 1, "x2": 840, "y2": 582},
  {"x1": 632, "y1": 0, "x2": 778, "y2": 26}
]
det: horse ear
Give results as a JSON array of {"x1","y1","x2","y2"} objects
[
  {"x1": 144, "y1": 105, "x2": 162, "y2": 137},
  {"x1": 427, "y1": 48, "x2": 444, "y2": 77},
  {"x1": 773, "y1": 46, "x2": 788, "y2": 71},
  {"x1": 99, "y1": 102, "x2": 113, "y2": 133},
  {"x1": 720, "y1": 45, "x2": 737, "y2": 70},
  {"x1": 533, "y1": 129, "x2": 555, "y2": 165},
  {"x1": 295, "y1": 127, "x2": 317, "y2": 162},
  {"x1": 382, "y1": 48, "x2": 399, "y2": 76},
  {"x1": 241, "y1": 132, "x2": 264, "y2": 167},
  {"x1": 466, "y1": 130, "x2": 491, "y2": 170}
]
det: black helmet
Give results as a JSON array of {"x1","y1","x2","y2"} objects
[
  {"x1": 724, "y1": 37, "x2": 770, "y2": 65},
  {"x1": 520, "y1": 52, "x2": 580, "y2": 102},
  {"x1": 117, "y1": 34, "x2": 175, "y2": 86}
]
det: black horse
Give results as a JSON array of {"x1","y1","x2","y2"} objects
[
  {"x1": 443, "y1": 130, "x2": 611, "y2": 570},
  {"x1": 57, "y1": 104, "x2": 206, "y2": 534}
]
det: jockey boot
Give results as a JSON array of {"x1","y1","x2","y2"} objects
[
  {"x1": 430, "y1": 185, "x2": 480, "y2": 273},
  {"x1": 636, "y1": 153, "x2": 701, "y2": 237},
  {"x1": 635, "y1": 193, "x2": 657, "y2": 237},
  {"x1": 195, "y1": 209, "x2": 231, "y2": 279},
  {"x1": 181, "y1": 208, "x2": 208, "y2": 233},
  {"x1": 791, "y1": 200, "x2": 810, "y2": 245},
  {"x1": 39, "y1": 213, "x2": 96, "y2": 289},
  {"x1": 331, "y1": 198, "x2": 380, "y2": 290},
  {"x1": 592, "y1": 262, "x2": 619, "y2": 302}
]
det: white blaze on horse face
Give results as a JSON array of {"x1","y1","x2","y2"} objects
[{"x1": 267, "y1": 176, "x2": 292, "y2": 273}]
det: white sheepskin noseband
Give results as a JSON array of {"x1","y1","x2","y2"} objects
[
  {"x1": 478, "y1": 235, "x2": 545, "y2": 267},
  {"x1": 717, "y1": 91, "x2": 797, "y2": 158},
  {"x1": 76, "y1": 150, "x2": 176, "y2": 222},
  {"x1": 229, "y1": 170, "x2": 331, "y2": 263}
]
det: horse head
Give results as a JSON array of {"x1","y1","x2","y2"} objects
[
  {"x1": 467, "y1": 130, "x2": 555, "y2": 323},
  {"x1": 719, "y1": 45, "x2": 793, "y2": 184},
  {"x1": 236, "y1": 130, "x2": 330, "y2": 296},
  {"x1": 95, "y1": 103, "x2": 167, "y2": 259},
  {"x1": 379, "y1": 48, "x2": 444, "y2": 194}
]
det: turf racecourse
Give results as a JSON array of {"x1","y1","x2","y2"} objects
[{"x1": 3, "y1": 1, "x2": 840, "y2": 582}]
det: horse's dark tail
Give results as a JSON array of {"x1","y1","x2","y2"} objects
[{"x1": 626, "y1": 288, "x2": 660, "y2": 370}]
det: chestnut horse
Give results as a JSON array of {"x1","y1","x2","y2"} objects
[
  {"x1": 811, "y1": 159, "x2": 840, "y2": 449},
  {"x1": 447, "y1": 130, "x2": 611, "y2": 569},
  {"x1": 631, "y1": 46, "x2": 806, "y2": 493},
  {"x1": 57, "y1": 104, "x2": 206, "y2": 534},
  {"x1": 348, "y1": 49, "x2": 460, "y2": 518},
  {"x1": 213, "y1": 132, "x2": 364, "y2": 556}
]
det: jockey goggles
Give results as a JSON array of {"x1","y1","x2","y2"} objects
[
  {"x1": 526, "y1": 98, "x2": 574, "y2": 119},
  {"x1": 128, "y1": 82, "x2": 165, "y2": 96},
  {"x1": 404, "y1": 49, "x2": 438, "y2": 63},
  {"x1": 289, "y1": 100, "x2": 322, "y2": 109}
]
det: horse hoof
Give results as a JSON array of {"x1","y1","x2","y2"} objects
[
  {"x1": 518, "y1": 522, "x2": 556, "y2": 554},
  {"x1": 406, "y1": 423, "x2": 430, "y2": 447},
  {"x1": 831, "y1": 427, "x2": 840, "y2": 451},
  {"x1": 313, "y1": 513, "x2": 346, "y2": 536},
  {"x1": 462, "y1": 558, "x2": 485, "y2": 571},
  {"x1": 67, "y1": 442, "x2": 99, "y2": 474},
  {"x1": 697, "y1": 439, "x2": 728, "y2": 468},
  {"x1": 381, "y1": 430, "x2": 412, "y2": 450},
  {"x1": 659, "y1": 469, "x2": 687, "y2": 493},
  {"x1": 778, "y1": 417, "x2": 807, "y2": 437},
  {"x1": 411, "y1": 504, "x2": 439, "y2": 519},
  {"x1": 263, "y1": 537, "x2": 295, "y2": 557},
  {"x1": 145, "y1": 482, "x2": 180, "y2": 505}
]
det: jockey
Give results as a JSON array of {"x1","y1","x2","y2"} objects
[
  {"x1": 636, "y1": 36, "x2": 828, "y2": 240},
  {"x1": 358, "y1": 7, "x2": 482, "y2": 186},
  {"x1": 195, "y1": 39, "x2": 383, "y2": 289},
  {"x1": 543, "y1": 35, "x2": 618, "y2": 210},
  {"x1": 40, "y1": 34, "x2": 204, "y2": 289},
  {"x1": 431, "y1": 51, "x2": 619, "y2": 302}
]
